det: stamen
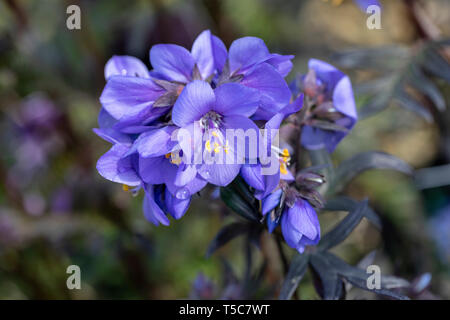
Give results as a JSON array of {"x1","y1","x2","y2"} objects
[
  {"x1": 213, "y1": 142, "x2": 221, "y2": 153},
  {"x1": 280, "y1": 163, "x2": 288, "y2": 175},
  {"x1": 205, "y1": 140, "x2": 212, "y2": 152}
]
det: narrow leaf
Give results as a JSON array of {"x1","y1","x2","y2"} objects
[
  {"x1": 408, "y1": 65, "x2": 446, "y2": 112},
  {"x1": 206, "y1": 222, "x2": 250, "y2": 257},
  {"x1": 323, "y1": 252, "x2": 410, "y2": 300},
  {"x1": 332, "y1": 46, "x2": 409, "y2": 71},
  {"x1": 395, "y1": 90, "x2": 433, "y2": 122},
  {"x1": 279, "y1": 253, "x2": 309, "y2": 300},
  {"x1": 318, "y1": 200, "x2": 368, "y2": 251},
  {"x1": 329, "y1": 152, "x2": 413, "y2": 194},
  {"x1": 309, "y1": 119, "x2": 349, "y2": 132},
  {"x1": 220, "y1": 185, "x2": 259, "y2": 222},
  {"x1": 324, "y1": 197, "x2": 381, "y2": 230},
  {"x1": 414, "y1": 164, "x2": 450, "y2": 190},
  {"x1": 423, "y1": 46, "x2": 450, "y2": 83},
  {"x1": 310, "y1": 254, "x2": 341, "y2": 300}
]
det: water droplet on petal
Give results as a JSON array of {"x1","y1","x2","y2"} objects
[
  {"x1": 200, "y1": 169, "x2": 211, "y2": 179},
  {"x1": 176, "y1": 187, "x2": 190, "y2": 200}
]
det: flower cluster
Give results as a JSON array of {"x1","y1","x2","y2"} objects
[{"x1": 95, "y1": 30, "x2": 357, "y2": 254}]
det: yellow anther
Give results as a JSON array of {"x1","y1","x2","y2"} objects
[
  {"x1": 280, "y1": 162, "x2": 288, "y2": 175},
  {"x1": 223, "y1": 142, "x2": 229, "y2": 154},
  {"x1": 281, "y1": 148, "x2": 290, "y2": 157},
  {"x1": 213, "y1": 142, "x2": 221, "y2": 153},
  {"x1": 205, "y1": 140, "x2": 212, "y2": 152},
  {"x1": 122, "y1": 184, "x2": 131, "y2": 192},
  {"x1": 165, "y1": 153, "x2": 171, "y2": 158},
  {"x1": 211, "y1": 131, "x2": 219, "y2": 137}
]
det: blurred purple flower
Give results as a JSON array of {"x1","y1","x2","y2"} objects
[
  {"x1": 190, "y1": 273, "x2": 217, "y2": 299},
  {"x1": 11, "y1": 94, "x2": 65, "y2": 174},
  {"x1": 50, "y1": 187, "x2": 73, "y2": 214},
  {"x1": 429, "y1": 204, "x2": 450, "y2": 264},
  {"x1": 0, "y1": 213, "x2": 19, "y2": 246}
]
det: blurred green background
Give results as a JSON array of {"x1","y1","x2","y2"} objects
[{"x1": 0, "y1": 0, "x2": 449, "y2": 299}]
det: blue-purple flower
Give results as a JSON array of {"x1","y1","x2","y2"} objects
[
  {"x1": 262, "y1": 189, "x2": 321, "y2": 253},
  {"x1": 100, "y1": 56, "x2": 168, "y2": 130},
  {"x1": 95, "y1": 30, "x2": 335, "y2": 249},
  {"x1": 299, "y1": 59, "x2": 357, "y2": 153},
  {"x1": 136, "y1": 125, "x2": 207, "y2": 199},
  {"x1": 172, "y1": 80, "x2": 260, "y2": 186},
  {"x1": 241, "y1": 94, "x2": 303, "y2": 199}
]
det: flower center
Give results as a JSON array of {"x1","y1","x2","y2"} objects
[{"x1": 200, "y1": 111, "x2": 223, "y2": 131}]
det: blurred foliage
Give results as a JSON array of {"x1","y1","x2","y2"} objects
[{"x1": 0, "y1": 0, "x2": 449, "y2": 299}]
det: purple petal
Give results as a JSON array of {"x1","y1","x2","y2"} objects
[
  {"x1": 150, "y1": 44, "x2": 195, "y2": 83},
  {"x1": 199, "y1": 160, "x2": 241, "y2": 187},
  {"x1": 281, "y1": 212, "x2": 303, "y2": 250},
  {"x1": 172, "y1": 80, "x2": 215, "y2": 127},
  {"x1": 176, "y1": 122, "x2": 203, "y2": 164},
  {"x1": 191, "y1": 30, "x2": 227, "y2": 79},
  {"x1": 139, "y1": 156, "x2": 177, "y2": 185},
  {"x1": 281, "y1": 168, "x2": 295, "y2": 181},
  {"x1": 104, "y1": 55, "x2": 150, "y2": 80},
  {"x1": 266, "y1": 54, "x2": 294, "y2": 77},
  {"x1": 267, "y1": 214, "x2": 280, "y2": 233},
  {"x1": 241, "y1": 63, "x2": 291, "y2": 120},
  {"x1": 333, "y1": 76, "x2": 357, "y2": 120},
  {"x1": 143, "y1": 184, "x2": 170, "y2": 226},
  {"x1": 186, "y1": 175, "x2": 208, "y2": 194},
  {"x1": 308, "y1": 59, "x2": 345, "y2": 97},
  {"x1": 111, "y1": 105, "x2": 170, "y2": 130},
  {"x1": 214, "y1": 83, "x2": 260, "y2": 117},
  {"x1": 255, "y1": 170, "x2": 280, "y2": 200},
  {"x1": 301, "y1": 125, "x2": 328, "y2": 151},
  {"x1": 228, "y1": 37, "x2": 270, "y2": 73},
  {"x1": 136, "y1": 126, "x2": 177, "y2": 158},
  {"x1": 264, "y1": 112, "x2": 285, "y2": 152},
  {"x1": 165, "y1": 174, "x2": 208, "y2": 199},
  {"x1": 262, "y1": 189, "x2": 283, "y2": 216},
  {"x1": 241, "y1": 164, "x2": 265, "y2": 191},
  {"x1": 265, "y1": 112, "x2": 285, "y2": 132},
  {"x1": 165, "y1": 190, "x2": 191, "y2": 220},
  {"x1": 174, "y1": 164, "x2": 197, "y2": 187},
  {"x1": 93, "y1": 128, "x2": 132, "y2": 145},
  {"x1": 100, "y1": 76, "x2": 164, "y2": 120},
  {"x1": 286, "y1": 199, "x2": 320, "y2": 240},
  {"x1": 222, "y1": 115, "x2": 260, "y2": 161},
  {"x1": 354, "y1": 0, "x2": 381, "y2": 11},
  {"x1": 97, "y1": 144, "x2": 141, "y2": 186},
  {"x1": 280, "y1": 93, "x2": 304, "y2": 116},
  {"x1": 98, "y1": 107, "x2": 118, "y2": 129}
]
